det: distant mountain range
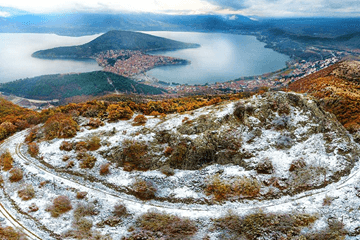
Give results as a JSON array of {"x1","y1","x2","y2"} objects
[
  {"x1": 0, "y1": 13, "x2": 256, "y2": 36},
  {"x1": 32, "y1": 30, "x2": 200, "y2": 59},
  {"x1": 0, "y1": 71, "x2": 166, "y2": 100}
]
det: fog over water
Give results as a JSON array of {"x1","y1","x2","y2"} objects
[
  {"x1": 0, "y1": 33, "x2": 102, "y2": 83},
  {"x1": 144, "y1": 31, "x2": 290, "y2": 84}
]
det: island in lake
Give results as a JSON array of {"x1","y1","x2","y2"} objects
[{"x1": 31, "y1": 30, "x2": 199, "y2": 77}]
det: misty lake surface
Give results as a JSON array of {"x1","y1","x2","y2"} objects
[
  {"x1": 144, "y1": 31, "x2": 290, "y2": 84},
  {"x1": 0, "y1": 33, "x2": 102, "y2": 83},
  {"x1": 0, "y1": 32, "x2": 290, "y2": 85}
]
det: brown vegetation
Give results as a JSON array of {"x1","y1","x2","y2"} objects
[
  {"x1": 213, "y1": 210, "x2": 317, "y2": 239},
  {"x1": 27, "y1": 142, "x2": 39, "y2": 158},
  {"x1": 205, "y1": 175, "x2": 261, "y2": 201},
  {"x1": 8, "y1": 168, "x2": 23, "y2": 182},
  {"x1": 0, "y1": 150, "x2": 13, "y2": 171},
  {"x1": 288, "y1": 61, "x2": 360, "y2": 133},
  {"x1": 43, "y1": 113, "x2": 79, "y2": 140},
  {"x1": 18, "y1": 184, "x2": 35, "y2": 201},
  {"x1": 0, "y1": 224, "x2": 28, "y2": 240},
  {"x1": 124, "y1": 211, "x2": 197, "y2": 240},
  {"x1": 46, "y1": 195, "x2": 72, "y2": 217},
  {"x1": 132, "y1": 179, "x2": 157, "y2": 200}
]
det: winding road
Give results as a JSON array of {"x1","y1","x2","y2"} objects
[{"x1": 1, "y1": 129, "x2": 360, "y2": 239}]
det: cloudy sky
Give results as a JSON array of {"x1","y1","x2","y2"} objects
[{"x1": 0, "y1": 0, "x2": 360, "y2": 17}]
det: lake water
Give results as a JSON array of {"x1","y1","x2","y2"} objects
[
  {"x1": 144, "y1": 31, "x2": 290, "y2": 84},
  {"x1": 0, "y1": 33, "x2": 102, "y2": 83},
  {"x1": 0, "y1": 32, "x2": 290, "y2": 85}
]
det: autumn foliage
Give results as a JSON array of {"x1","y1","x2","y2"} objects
[
  {"x1": 0, "y1": 150, "x2": 13, "y2": 171},
  {"x1": 43, "y1": 113, "x2": 79, "y2": 140},
  {"x1": 289, "y1": 62, "x2": 360, "y2": 132}
]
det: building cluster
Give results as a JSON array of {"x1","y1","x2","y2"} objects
[{"x1": 94, "y1": 50, "x2": 188, "y2": 77}]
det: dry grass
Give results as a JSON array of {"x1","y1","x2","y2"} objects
[
  {"x1": 77, "y1": 152, "x2": 97, "y2": 169},
  {"x1": 124, "y1": 210, "x2": 197, "y2": 240},
  {"x1": 213, "y1": 210, "x2": 317, "y2": 240},
  {"x1": 46, "y1": 195, "x2": 72, "y2": 217},
  {"x1": 0, "y1": 225, "x2": 28, "y2": 240},
  {"x1": 205, "y1": 175, "x2": 261, "y2": 201},
  {"x1": 132, "y1": 179, "x2": 157, "y2": 200},
  {"x1": 18, "y1": 184, "x2": 35, "y2": 201},
  {"x1": 121, "y1": 140, "x2": 149, "y2": 171}
]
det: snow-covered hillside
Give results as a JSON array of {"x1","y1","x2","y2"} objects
[{"x1": 1, "y1": 91, "x2": 360, "y2": 239}]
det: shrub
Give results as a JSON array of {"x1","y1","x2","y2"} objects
[
  {"x1": 164, "y1": 146, "x2": 174, "y2": 157},
  {"x1": 205, "y1": 175, "x2": 261, "y2": 201},
  {"x1": 125, "y1": 211, "x2": 197, "y2": 240},
  {"x1": 99, "y1": 163, "x2": 110, "y2": 175},
  {"x1": 43, "y1": 113, "x2": 79, "y2": 140},
  {"x1": 18, "y1": 184, "x2": 35, "y2": 201},
  {"x1": 113, "y1": 203, "x2": 128, "y2": 217},
  {"x1": 256, "y1": 158, "x2": 274, "y2": 174},
  {"x1": 66, "y1": 160, "x2": 75, "y2": 168},
  {"x1": 289, "y1": 158, "x2": 307, "y2": 172},
  {"x1": 107, "y1": 104, "x2": 134, "y2": 122},
  {"x1": 25, "y1": 127, "x2": 39, "y2": 143},
  {"x1": 73, "y1": 203, "x2": 97, "y2": 220},
  {"x1": 77, "y1": 153, "x2": 97, "y2": 169},
  {"x1": 76, "y1": 191, "x2": 87, "y2": 199},
  {"x1": 132, "y1": 179, "x2": 157, "y2": 200},
  {"x1": 8, "y1": 168, "x2": 23, "y2": 182},
  {"x1": 87, "y1": 136, "x2": 101, "y2": 151},
  {"x1": 75, "y1": 141, "x2": 88, "y2": 152},
  {"x1": 303, "y1": 219, "x2": 347, "y2": 240},
  {"x1": 62, "y1": 155, "x2": 70, "y2": 162},
  {"x1": 0, "y1": 225, "x2": 28, "y2": 240},
  {"x1": 60, "y1": 141, "x2": 73, "y2": 151},
  {"x1": 160, "y1": 165, "x2": 175, "y2": 176},
  {"x1": 27, "y1": 142, "x2": 39, "y2": 158},
  {"x1": 46, "y1": 195, "x2": 72, "y2": 217},
  {"x1": 133, "y1": 115, "x2": 147, "y2": 125},
  {"x1": 0, "y1": 150, "x2": 13, "y2": 171},
  {"x1": 87, "y1": 118, "x2": 104, "y2": 129},
  {"x1": 323, "y1": 195, "x2": 334, "y2": 206},
  {"x1": 121, "y1": 140, "x2": 149, "y2": 171},
  {"x1": 213, "y1": 210, "x2": 317, "y2": 239},
  {"x1": 233, "y1": 102, "x2": 246, "y2": 121}
]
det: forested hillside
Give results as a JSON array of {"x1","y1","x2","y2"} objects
[
  {"x1": 32, "y1": 30, "x2": 200, "y2": 59},
  {"x1": 0, "y1": 71, "x2": 166, "y2": 100}
]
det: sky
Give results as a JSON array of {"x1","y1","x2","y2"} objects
[{"x1": 1, "y1": 0, "x2": 360, "y2": 17}]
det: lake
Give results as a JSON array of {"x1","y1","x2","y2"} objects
[
  {"x1": 0, "y1": 32, "x2": 290, "y2": 85},
  {"x1": 0, "y1": 33, "x2": 102, "y2": 83},
  {"x1": 144, "y1": 31, "x2": 290, "y2": 84}
]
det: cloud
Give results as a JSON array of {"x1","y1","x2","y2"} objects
[
  {"x1": 204, "y1": 0, "x2": 360, "y2": 17},
  {"x1": 0, "y1": 11, "x2": 10, "y2": 17},
  {"x1": 205, "y1": 0, "x2": 248, "y2": 10}
]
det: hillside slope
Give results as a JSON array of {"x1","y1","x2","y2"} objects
[
  {"x1": 288, "y1": 60, "x2": 360, "y2": 134},
  {"x1": 32, "y1": 30, "x2": 200, "y2": 59},
  {"x1": 0, "y1": 71, "x2": 166, "y2": 100},
  {"x1": 3, "y1": 91, "x2": 359, "y2": 239}
]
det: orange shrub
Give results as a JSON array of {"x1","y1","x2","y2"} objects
[
  {"x1": 132, "y1": 179, "x2": 157, "y2": 200},
  {"x1": 0, "y1": 150, "x2": 13, "y2": 171},
  {"x1": 18, "y1": 184, "x2": 35, "y2": 201},
  {"x1": 107, "y1": 104, "x2": 133, "y2": 121},
  {"x1": 46, "y1": 195, "x2": 72, "y2": 217},
  {"x1": 133, "y1": 115, "x2": 147, "y2": 125},
  {"x1": 60, "y1": 141, "x2": 73, "y2": 151},
  {"x1": 28, "y1": 142, "x2": 39, "y2": 158},
  {"x1": 8, "y1": 168, "x2": 23, "y2": 182},
  {"x1": 43, "y1": 113, "x2": 79, "y2": 140},
  {"x1": 99, "y1": 163, "x2": 110, "y2": 175},
  {"x1": 121, "y1": 140, "x2": 149, "y2": 171}
]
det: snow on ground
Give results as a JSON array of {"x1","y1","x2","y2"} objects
[{"x1": 1, "y1": 92, "x2": 360, "y2": 239}]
